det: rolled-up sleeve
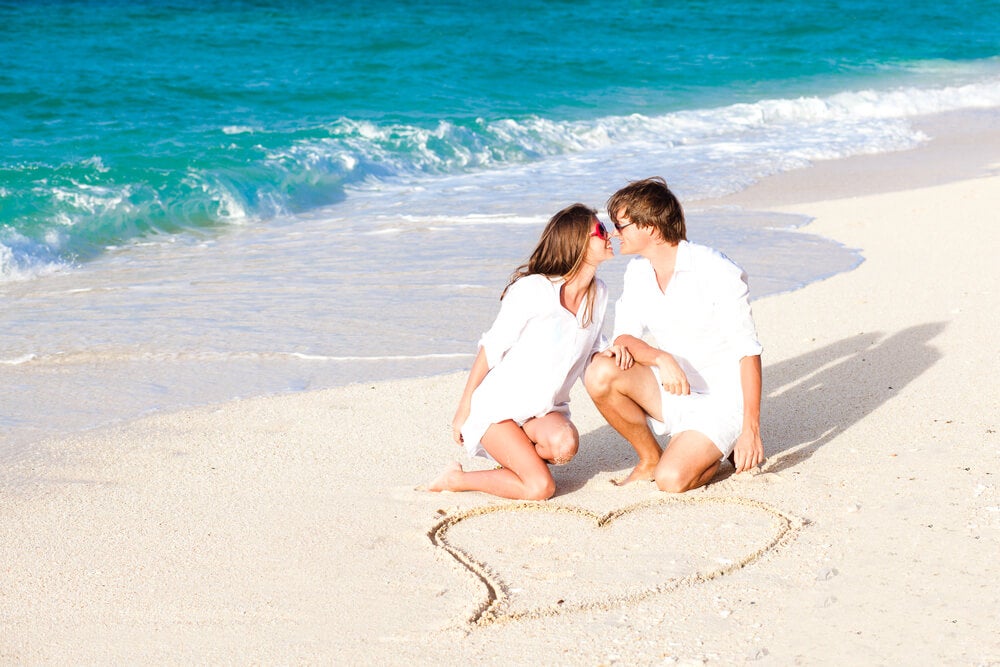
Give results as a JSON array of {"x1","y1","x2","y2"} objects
[
  {"x1": 477, "y1": 277, "x2": 543, "y2": 369},
  {"x1": 712, "y1": 262, "x2": 763, "y2": 359}
]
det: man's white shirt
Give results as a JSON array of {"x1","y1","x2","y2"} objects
[{"x1": 612, "y1": 240, "x2": 762, "y2": 396}]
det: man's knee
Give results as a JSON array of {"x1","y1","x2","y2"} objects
[
  {"x1": 655, "y1": 463, "x2": 701, "y2": 494},
  {"x1": 585, "y1": 355, "x2": 620, "y2": 396}
]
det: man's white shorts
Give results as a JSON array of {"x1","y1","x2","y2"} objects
[{"x1": 648, "y1": 366, "x2": 743, "y2": 460}]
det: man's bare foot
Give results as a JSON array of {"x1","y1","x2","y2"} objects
[
  {"x1": 423, "y1": 461, "x2": 464, "y2": 492},
  {"x1": 611, "y1": 463, "x2": 656, "y2": 486}
]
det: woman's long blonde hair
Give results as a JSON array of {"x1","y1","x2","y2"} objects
[{"x1": 501, "y1": 203, "x2": 599, "y2": 327}]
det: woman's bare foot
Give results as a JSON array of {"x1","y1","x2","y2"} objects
[
  {"x1": 424, "y1": 461, "x2": 464, "y2": 492},
  {"x1": 611, "y1": 462, "x2": 656, "y2": 486}
]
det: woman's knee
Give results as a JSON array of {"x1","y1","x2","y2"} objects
[
  {"x1": 547, "y1": 422, "x2": 579, "y2": 465},
  {"x1": 522, "y1": 473, "x2": 556, "y2": 500}
]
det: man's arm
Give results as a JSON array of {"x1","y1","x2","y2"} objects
[
  {"x1": 613, "y1": 334, "x2": 690, "y2": 395},
  {"x1": 732, "y1": 354, "x2": 764, "y2": 472}
]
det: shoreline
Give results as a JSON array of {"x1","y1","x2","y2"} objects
[
  {"x1": 3, "y1": 107, "x2": 995, "y2": 460},
  {"x1": 2, "y1": 112, "x2": 999, "y2": 662},
  {"x1": 700, "y1": 107, "x2": 1000, "y2": 209}
]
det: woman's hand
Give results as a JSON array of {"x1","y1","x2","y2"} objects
[
  {"x1": 451, "y1": 403, "x2": 470, "y2": 445},
  {"x1": 656, "y1": 353, "x2": 690, "y2": 395}
]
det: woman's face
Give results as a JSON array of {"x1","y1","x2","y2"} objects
[{"x1": 585, "y1": 218, "x2": 615, "y2": 265}]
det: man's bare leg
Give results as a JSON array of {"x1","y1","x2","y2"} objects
[
  {"x1": 654, "y1": 430, "x2": 723, "y2": 493},
  {"x1": 585, "y1": 356, "x2": 666, "y2": 485}
]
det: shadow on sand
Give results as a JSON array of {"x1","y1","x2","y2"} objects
[
  {"x1": 761, "y1": 321, "x2": 945, "y2": 473},
  {"x1": 556, "y1": 321, "x2": 946, "y2": 494}
]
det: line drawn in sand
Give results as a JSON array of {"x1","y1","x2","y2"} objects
[{"x1": 428, "y1": 494, "x2": 804, "y2": 627}]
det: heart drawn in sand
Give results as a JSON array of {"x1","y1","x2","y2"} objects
[{"x1": 429, "y1": 495, "x2": 801, "y2": 626}]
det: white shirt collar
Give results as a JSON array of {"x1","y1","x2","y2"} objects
[{"x1": 673, "y1": 240, "x2": 693, "y2": 272}]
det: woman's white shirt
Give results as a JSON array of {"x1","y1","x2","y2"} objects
[{"x1": 461, "y1": 274, "x2": 608, "y2": 458}]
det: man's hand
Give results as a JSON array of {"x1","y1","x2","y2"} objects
[
  {"x1": 733, "y1": 355, "x2": 764, "y2": 472},
  {"x1": 732, "y1": 424, "x2": 764, "y2": 472},
  {"x1": 597, "y1": 344, "x2": 634, "y2": 370},
  {"x1": 656, "y1": 353, "x2": 690, "y2": 395}
]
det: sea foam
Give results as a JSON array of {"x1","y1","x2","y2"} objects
[{"x1": 3, "y1": 72, "x2": 999, "y2": 283}]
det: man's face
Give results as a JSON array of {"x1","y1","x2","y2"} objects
[{"x1": 613, "y1": 207, "x2": 643, "y2": 255}]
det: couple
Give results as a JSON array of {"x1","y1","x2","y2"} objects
[{"x1": 428, "y1": 177, "x2": 763, "y2": 500}]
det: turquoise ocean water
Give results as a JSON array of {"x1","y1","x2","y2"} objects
[{"x1": 2, "y1": 0, "x2": 999, "y2": 451}]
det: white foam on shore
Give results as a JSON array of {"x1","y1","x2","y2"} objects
[
  {"x1": 5, "y1": 65, "x2": 1000, "y2": 287},
  {"x1": 0, "y1": 354, "x2": 36, "y2": 366}
]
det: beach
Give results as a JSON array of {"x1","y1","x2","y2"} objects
[
  {"x1": 7, "y1": 2, "x2": 1000, "y2": 457},
  {"x1": 1, "y1": 109, "x2": 998, "y2": 664}
]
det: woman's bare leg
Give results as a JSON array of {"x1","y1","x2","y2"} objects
[{"x1": 426, "y1": 420, "x2": 555, "y2": 500}]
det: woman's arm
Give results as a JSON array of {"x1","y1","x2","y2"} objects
[
  {"x1": 452, "y1": 278, "x2": 541, "y2": 444},
  {"x1": 451, "y1": 347, "x2": 490, "y2": 444}
]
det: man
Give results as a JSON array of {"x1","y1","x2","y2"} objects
[{"x1": 585, "y1": 177, "x2": 764, "y2": 492}]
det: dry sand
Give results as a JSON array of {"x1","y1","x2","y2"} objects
[{"x1": 2, "y1": 116, "x2": 998, "y2": 664}]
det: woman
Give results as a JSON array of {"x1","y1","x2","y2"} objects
[{"x1": 426, "y1": 203, "x2": 632, "y2": 500}]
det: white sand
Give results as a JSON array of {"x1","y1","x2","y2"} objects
[{"x1": 2, "y1": 123, "x2": 999, "y2": 664}]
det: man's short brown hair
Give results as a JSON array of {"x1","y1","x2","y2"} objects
[{"x1": 606, "y1": 176, "x2": 686, "y2": 244}]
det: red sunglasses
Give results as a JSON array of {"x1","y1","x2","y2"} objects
[{"x1": 590, "y1": 220, "x2": 610, "y2": 240}]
